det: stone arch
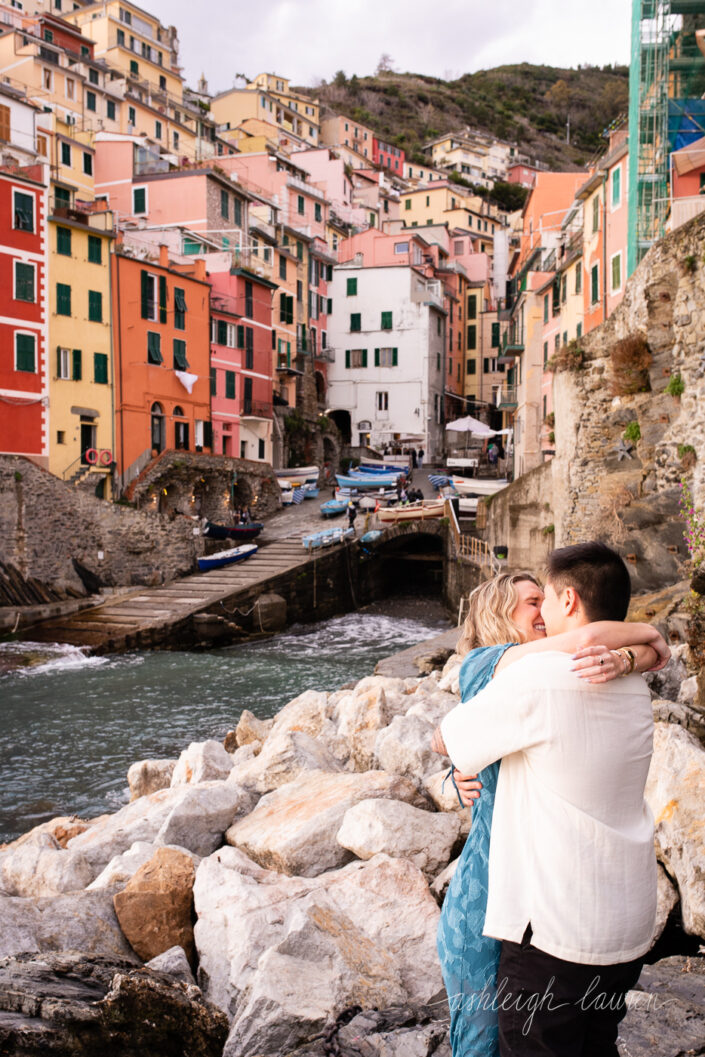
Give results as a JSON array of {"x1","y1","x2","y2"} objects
[{"x1": 328, "y1": 409, "x2": 351, "y2": 444}]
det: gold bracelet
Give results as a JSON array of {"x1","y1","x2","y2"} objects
[{"x1": 615, "y1": 647, "x2": 636, "y2": 675}]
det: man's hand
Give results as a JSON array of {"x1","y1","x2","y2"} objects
[
  {"x1": 454, "y1": 770, "x2": 482, "y2": 808},
  {"x1": 431, "y1": 726, "x2": 448, "y2": 755}
]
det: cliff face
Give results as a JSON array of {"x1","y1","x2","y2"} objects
[{"x1": 551, "y1": 212, "x2": 705, "y2": 593}]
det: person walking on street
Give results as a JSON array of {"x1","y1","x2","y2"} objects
[
  {"x1": 347, "y1": 500, "x2": 357, "y2": 533},
  {"x1": 418, "y1": 448, "x2": 425, "y2": 468}
]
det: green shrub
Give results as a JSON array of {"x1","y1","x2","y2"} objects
[
  {"x1": 542, "y1": 524, "x2": 555, "y2": 536},
  {"x1": 623, "y1": 421, "x2": 641, "y2": 443},
  {"x1": 14, "y1": 470, "x2": 22, "y2": 482},
  {"x1": 547, "y1": 339, "x2": 584, "y2": 372},
  {"x1": 666, "y1": 373, "x2": 685, "y2": 397}
]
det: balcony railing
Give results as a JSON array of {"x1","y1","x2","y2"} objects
[
  {"x1": 241, "y1": 400, "x2": 273, "y2": 419},
  {"x1": 495, "y1": 385, "x2": 518, "y2": 410},
  {"x1": 502, "y1": 326, "x2": 524, "y2": 353},
  {"x1": 315, "y1": 347, "x2": 335, "y2": 362},
  {"x1": 49, "y1": 199, "x2": 115, "y2": 232}
]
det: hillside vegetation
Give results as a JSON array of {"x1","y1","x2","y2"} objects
[{"x1": 303, "y1": 63, "x2": 629, "y2": 172}]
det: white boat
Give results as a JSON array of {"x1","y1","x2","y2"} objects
[
  {"x1": 377, "y1": 499, "x2": 446, "y2": 523},
  {"x1": 451, "y1": 476, "x2": 508, "y2": 497},
  {"x1": 276, "y1": 465, "x2": 318, "y2": 485},
  {"x1": 280, "y1": 487, "x2": 294, "y2": 505}
]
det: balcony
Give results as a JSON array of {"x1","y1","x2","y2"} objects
[
  {"x1": 315, "y1": 347, "x2": 335, "y2": 363},
  {"x1": 502, "y1": 326, "x2": 524, "y2": 354},
  {"x1": 49, "y1": 198, "x2": 115, "y2": 232},
  {"x1": 241, "y1": 400, "x2": 273, "y2": 420},
  {"x1": 495, "y1": 385, "x2": 517, "y2": 410}
]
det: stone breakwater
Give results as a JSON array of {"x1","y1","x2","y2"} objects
[{"x1": 1, "y1": 651, "x2": 704, "y2": 1057}]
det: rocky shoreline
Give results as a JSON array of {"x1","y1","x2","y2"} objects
[{"x1": 1, "y1": 640, "x2": 704, "y2": 1057}]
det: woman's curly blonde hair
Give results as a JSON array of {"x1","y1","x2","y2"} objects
[{"x1": 456, "y1": 572, "x2": 542, "y2": 656}]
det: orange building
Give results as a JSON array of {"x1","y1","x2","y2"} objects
[{"x1": 111, "y1": 244, "x2": 211, "y2": 486}]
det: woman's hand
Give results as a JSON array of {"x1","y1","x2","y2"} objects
[
  {"x1": 644, "y1": 631, "x2": 671, "y2": 671},
  {"x1": 454, "y1": 770, "x2": 482, "y2": 808},
  {"x1": 571, "y1": 645, "x2": 628, "y2": 683},
  {"x1": 431, "y1": 726, "x2": 448, "y2": 756}
]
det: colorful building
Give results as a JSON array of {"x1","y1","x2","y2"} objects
[
  {"x1": 111, "y1": 244, "x2": 211, "y2": 487},
  {"x1": 47, "y1": 199, "x2": 115, "y2": 492},
  {"x1": 0, "y1": 162, "x2": 49, "y2": 466},
  {"x1": 372, "y1": 136, "x2": 405, "y2": 176}
]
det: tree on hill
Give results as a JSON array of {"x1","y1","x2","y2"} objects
[{"x1": 376, "y1": 53, "x2": 395, "y2": 75}]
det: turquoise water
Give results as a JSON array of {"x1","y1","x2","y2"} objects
[{"x1": 0, "y1": 598, "x2": 450, "y2": 843}]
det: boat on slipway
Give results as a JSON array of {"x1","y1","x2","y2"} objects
[
  {"x1": 275, "y1": 465, "x2": 319, "y2": 486},
  {"x1": 377, "y1": 500, "x2": 446, "y2": 523},
  {"x1": 336, "y1": 472, "x2": 401, "y2": 490},
  {"x1": 197, "y1": 543, "x2": 258, "y2": 572},
  {"x1": 320, "y1": 499, "x2": 347, "y2": 518},
  {"x1": 302, "y1": 527, "x2": 355, "y2": 550},
  {"x1": 201, "y1": 520, "x2": 263, "y2": 542},
  {"x1": 450, "y1": 476, "x2": 508, "y2": 497}
]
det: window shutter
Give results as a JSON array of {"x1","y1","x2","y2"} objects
[
  {"x1": 147, "y1": 331, "x2": 163, "y2": 364},
  {"x1": 392, "y1": 347, "x2": 398, "y2": 366},
  {"x1": 141, "y1": 270, "x2": 150, "y2": 319},
  {"x1": 57, "y1": 346, "x2": 63, "y2": 376},
  {"x1": 345, "y1": 349, "x2": 351, "y2": 369},
  {"x1": 374, "y1": 348, "x2": 380, "y2": 366},
  {"x1": 72, "y1": 349, "x2": 82, "y2": 380},
  {"x1": 327, "y1": 298, "x2": 332, "y2": 314},
  {"x1": 237, "y1": 324, "x2": 245, "y2": 348},
  {"x1": 159, "y1": 275, "x2": 167, "y2": 323},
  {"x1": 16, "y1": 334, "x2": 35, "y2": 372},
  {"x1": 491, "y1": 322, "x2": 500, "y2": 348},
  {"x1": 94, "y1": 352, "x2": 108, "y2": 384},
  {"x1": 173, "y1": 339, "x2": 188, "y2": 370},
  {"x1": 203, "y1": 421, "x2": 213, "y2": 448},
  {"x1": 361, "y1": 349, "x2": 368, "y2": 368}
]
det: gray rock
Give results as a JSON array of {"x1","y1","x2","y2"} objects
[
  {"x1": 224, "y1": 769, "x2": 430, "y2": 877},
  {"x1": 127, "y1": 758, "x2": 176, "y2": 801},
  {"x1": 374, "y1": 714, "x2": 441, "y2": 779},
  {"x1": 145, "y1": 944, "x2": 197, "y2": 987},
  {"x1": 430, "y1": 858, "x2": 460, "y2": 905},
  {"x1": 234, "y1": 709, "x2": 274, "y2": 751},
  {"x1": 652, "y1": 863, "x2": 679, "y2": 947},
  {"x1": 618, "y1": 955, "x2": 705, "y2": 1056},
  {"x1": 193, "y1": 848, "x2": 442, "y2": 1057},
  {"x1": 170, "y1": 739, "x2": 234, "y2": 786},
  {"x1": 336, "y1": 798, "x2": 460, "y2": 879},
  {"x1": 231, "y1": 728, "x2": 343, "y2": 794},
  {"x1": 0, "y1": 888, "x2": 138, "y2": 962},
  {"x1": 0, "y1": 951, "x2": 228, "y2": 1056},
  {"x1": 155, "y1": 781, "x2": 257, "y2": 856},
  {"x1": 643, "y1": 642, "x2": 689, "y2": 703},
  {"x1": 646, "y1": 722, "x2": 705, "y2": 938}
]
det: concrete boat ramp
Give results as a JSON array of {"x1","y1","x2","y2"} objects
[{"x1": 25, "y1": 535, "x2": 318, "y2": 653}]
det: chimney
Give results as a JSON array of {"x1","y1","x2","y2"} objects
[{"x1": 159, "y1": 243, "x2": 169, "y2": 269}]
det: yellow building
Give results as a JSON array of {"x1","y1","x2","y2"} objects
[
  {"x1": 48, "y1": 197, "x2": 116, "y2": 496},
  {"x1": 212, "y1": 74, "x2": 319, "y2": 153},
  {"x1": 65, "y1": 0, "x2": 183, "y2": 100},
  {"x1": 400, "y1": 185, "x2": 503, "y2": 254}
]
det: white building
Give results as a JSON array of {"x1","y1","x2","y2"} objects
[{"x1": 326, "y1": 261, "x2": 447, "y2": 457}]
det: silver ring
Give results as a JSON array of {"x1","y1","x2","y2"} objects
[{"x1": 599, "y1": 657, "x2": 605, "y2": 666}]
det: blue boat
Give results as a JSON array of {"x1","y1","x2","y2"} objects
[
  {"x1": 360, "y1": 529, "x2": 384, "y2": 545},
  {"x1": 336, "y1": 472, "x2": 400, "y2": 489},
  {"x1": 303, "y1": 526, "x2": 354, "y2": 550},
  {"x1": 320, "y1": 499, "x2": 346, "y2": 518},
  {"x1": 302, "y1": 484, "x2": 320, "y2": 499},
  {"x1": 198, "y1": 543, "x2": 258, "y2": 571}
]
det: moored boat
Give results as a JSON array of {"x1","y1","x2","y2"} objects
[
  {"x1": 197, "y1": 543, "x2": 258, "y2": 571},
  {"x1": 202, "y1": 520, "x2": 263, "y2": 541},
  {"x1": 303, "y1": 526, "x2": 355, "y2": 550},
  {"x1": 320, "y1": 499, "x2": 346, "y2": 518},
  {"x1": 276, "y1": 465, "x2": 319, "y2": 485},
  {"x1": 451, "y1": 476, "x2": 508, "y2": 497},
  {"x1": 336, "y1": 472, "x2": 400, "y2": 489},
  {"x1": 377, "y1": 500, "x2": 446, "y2": 523}
]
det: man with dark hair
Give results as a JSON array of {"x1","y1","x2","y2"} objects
[
  {"x1": 546, "y1": 541, "x2": 632, "y2": 622},
  {"x1": 440, "y1": 540, "x2": 658, "y2": 1057}
]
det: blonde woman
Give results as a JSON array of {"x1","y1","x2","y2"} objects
[{"x1": 435, "y1": 571, "x2": 669, "y2": 1057}]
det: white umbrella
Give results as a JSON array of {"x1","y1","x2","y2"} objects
[{"x1": 445, "y1": 415, "x2": 495, "y2": 437}]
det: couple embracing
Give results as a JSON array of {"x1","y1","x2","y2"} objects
[{"x1": 433, "y1": 541, "x2": 669, "y2": 1056}]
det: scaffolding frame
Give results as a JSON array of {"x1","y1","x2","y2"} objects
[{"x1": 628, "y1": 0, "x2": 705, "y2": 274}]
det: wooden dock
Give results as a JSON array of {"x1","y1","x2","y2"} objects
[{"x1": 25, "y1": 535, "x2": 319, "y2": 652}]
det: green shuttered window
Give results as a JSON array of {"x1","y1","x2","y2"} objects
[
  {"x1": 15, "y1": 333, "x2": 36, "y2": 372},
  {"x1": 88, "y1": 290, "x2": 102, "y2": 322},
  {"x1": 57, "y1": 283, "x2": 71, "y2": 316},
  {"x1": 94, "y1": 352, "x2": 108, "y2": 384},
  {"x1": 173, "y1": 339, "x2": 188, "y2": 370},
  {"x1": 147, "y1": 331, "x2": 163, "y2": 364}
]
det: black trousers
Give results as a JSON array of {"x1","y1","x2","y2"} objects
[{"x1": 497, "y1": 926, "x2": 643, "y2": 1057}]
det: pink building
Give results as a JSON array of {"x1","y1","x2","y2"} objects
[
  {"x1": 506, "y1": 162, "x2": 540, "y2": 188},
  {"x1": 372, "y1": 137, "x2": 405, "y2": 176}
]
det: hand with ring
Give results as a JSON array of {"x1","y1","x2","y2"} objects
[{"x1": 571, "y1": 645, "x2": 626, "y2": 683}]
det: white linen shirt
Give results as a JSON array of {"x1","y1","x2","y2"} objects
[{"x1": 440, "y1": 650, "x2": 657, "y2": 965}]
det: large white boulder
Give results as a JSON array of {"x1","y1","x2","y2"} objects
[
  {"x1": 437, "y1": 654, "x2": 462, "y2": 695},
  {"x1": 374, "y1": 714, "x2": 441, "y2": 779},
  {"x1": 193, "y1": 848, "x2": 442, "y2": 1057},
  {"x1": 224, "y1": 769, "x2": 430, "y2": 877},
  {"x1": 0, "y1": 888, "x2": 139, "y2": 962},
  {"x1": 336, "y1": 798, "x2": 460, "y2": 879},
  {"x1": 66, "y1": 782, "x2": 254, "y2": 880},
  {"x1": 127, "y1": 759, "x2": 176, "y2": 801},
  {"x1": 268, "y1": 689, "x2": 331, "y2": 739},
  {"x1": 234, "y1": 709, "x2": 274, "y2": 752},
  {"x1": 170, "y1": 740, "x2": 234, "y2": 786},
  {"x1": 227, "y1": 728, "x2": 342, "y2": 795},
  {"x1": 334, "y1": 686, "x2": 395, "y2": 771},
  {"x1": 646, "y1": 722, "x2": 705, "y2": 939},
  {"x1": 0, "y1": 831, "x2": 95, "y2": 898},
  {"x1": 405, "y1": 688, "x2": 460, "y2": 729}
]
